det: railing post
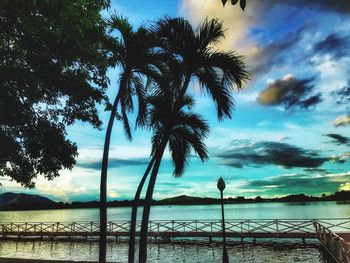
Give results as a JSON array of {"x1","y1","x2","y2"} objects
[
  {"x1": 276, "y1": 220, "x2": 279, "y2": 237},
  {"x1": 56, "y1": 222, "x2": 59, "y2": 232},
  {"x1": 172, "y1": 220, "x2": 174, "y2": 232}
]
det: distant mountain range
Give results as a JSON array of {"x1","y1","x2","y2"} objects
[
  {"x1": 0, "y1": 192, "x2": 56, "y2": 210},
  {"x1": 0, "y1": 191, "x2": 349, "y2": 211}
]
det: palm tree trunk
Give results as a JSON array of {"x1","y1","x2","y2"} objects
[
  {"x1": 99, "y1": 93, "x2": 121, "y2": 263},
  {"x1": 180, "y1": 73, "x2": 191, "y2": 97},
  {"x1": 138, "y1": 136, "x2": 169, "y2": 263},
  {"x1": 128, "y1": 157, "x2": 155, "y2": 263}
]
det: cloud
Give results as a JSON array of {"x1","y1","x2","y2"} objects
[
  {"x1": 332, "y1": 115, "x2": 350, "y2": 127},
  {"x1": 330, "y1": 152, "x2": 350, "y2": 164},
  {"x1": 303, "y1": 168, "x2": 328, "y2": 174},
  {"x1": 216, "y1": 141, "x2": 327, "y2": 169},
  {"x1": 257, "y1": 74, "x2": 322, "y2": 109},
  {"x1": 179, "y1": 0, "x2": 256, "y2": 51},
  {"x1": 77, "y1": 158, "x2": 150, "y2": 170},
  {"x1": 325, "y1": 134, "x2": 350, "y2": 145},
  {"x1": 331, "y1": 81, "x2": 350, "y2": 105},
  {"x1": 241, "y1": 171, "x2": 350, "y2": 195},
  {"x1": 108, "y1": 190, "x2": 119, "y2": 198},
  {"x1": 339, "y1": 182, "x2": 350, "y2": 191},
  {"x1": 313, "y1": 33, "x2": 350, "y2": 59},
  {"x1": 250, "y1": 26, "x2": 307, "y2": 76},
  {"x1": 265, "y1": 1, "x2": 350, "y2": 14}
]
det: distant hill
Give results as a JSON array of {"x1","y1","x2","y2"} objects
[
  {"x1": 0, "y1": 192, "x2": 56, "y2": 210},
  {"x1": 0, "y1": 190, "x2": 349, "y2": 211},
  {"x1": 158, "y1": 195, "x2": 217, "y2": 205}
]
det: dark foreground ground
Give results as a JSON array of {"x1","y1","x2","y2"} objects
[{"x1": 0, "y1": 259, "x2": 93, "y2": 263}]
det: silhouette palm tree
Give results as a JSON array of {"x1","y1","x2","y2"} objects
[
  {"x1": 135, "y1": 18, "x2": 249, "y2": 262},
  {"x1": 138, "y1": 88, "x2": 210, "y2": 263},
  {"x1": 128, "y1": 67, "x2": 183, "y2": 263},
  {"x1": 98, "y1": 14, "x2": 163, "y2": 263},
  {"x1": 152, "y1": 17, "x2": 249, "y2": 120}
]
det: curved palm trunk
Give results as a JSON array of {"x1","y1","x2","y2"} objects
[
  {"x1": 99, "y1": 93, "x2": 121, "y2": 263},
  {"x1": 179, "y1": 74, "x2": 191, "y2": 97},
  {"x1": 138, "y1": 136, "x2": 169, "y2": 263},
  {"x1": 128, "y1": 157, "x2": 155, "y2": 263}
]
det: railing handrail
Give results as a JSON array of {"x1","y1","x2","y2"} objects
[
  {"x1": 0, "y1": 218, "x2": 349, "y2": 224},
  {"x1": 314, "y1": 221, "x2": 350, "y2": 263},
  {"x1": 1, "y1": 219, "x2": 349, "y2": 234}
]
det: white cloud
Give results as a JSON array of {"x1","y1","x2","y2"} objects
[
  {"x1": 339, "y1": 182, "x2": 350, "y2": 191},
  {"x1": 179, "y1": 0, "x2": 257, "y2": 52},
  {"x1": 108, "y1": 190, "x2": 119, "y2": 198}
]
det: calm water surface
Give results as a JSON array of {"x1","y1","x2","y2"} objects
[
  {"x1": 0, "y1": 240, "x2": 332, "y2": 262},
  {"x1": 0, "y1": 201, "x2": 349, "y2": 222},
  {"x1": 0, "y1": 201, "x2": 348, "y2": 262}
]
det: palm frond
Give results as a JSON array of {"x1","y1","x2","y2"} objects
[
  {"x1": 107, "y1": 12, "x2": 133, "y2": 42},
  {"x1": 206, "y1": 51, "x2": 250, "y2": 89},
  {"x1": 169, "y1": 125, "x2": 209, "y2": 177},
  {"x1": 196, "y1": 18, "x2": 224, "y2": 49},
  {"x1": 197, "y1": 68, "x2": 234, "y2": 120},
  {"x1": 168, "y1": 134, "x2": 189, "y2": 177},
  {"x1": 176, "y1": 112, "x2": 210, "y2": 137},
  {"x1": 120, "y1": 100, "x2": 132, "y2": 141},
  {"x1": 134, "y1": 76, "x2": 148, "y2": 128}
]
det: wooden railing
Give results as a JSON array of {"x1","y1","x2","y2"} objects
[
  {"x1": 314, "y1": 221, "x2": 350, "y2": 263},
  {"x1": 1, "y1": 219, "x2": 349, "y2": 239}
]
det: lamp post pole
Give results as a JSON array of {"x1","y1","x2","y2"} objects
[{"x1": 217, "y1": 177, "x2": 229, "y2": 263}]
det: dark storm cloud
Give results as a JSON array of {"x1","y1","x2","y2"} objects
[
  {"x1": 257, "y1": 75, "x2": 322, "y2": 110},
  {"x1": 267, "y1": 1, "x2": 350, "y2": 14},
  {"x1": 325, "y1": 134, "x2": 350, "y2": 145},
  {"x1": 77, "y1": 158, "x2": 150, "y2": 170},
  {"x1": 313, "y1": 33, "x2": 350, "y2": 59},
  {"x1": 241, "y1": 172, "x2": 349, "y2": 195},
  {"x1": 331, "y1": 81, "x2": 350, "y2": 105},
  {"x1": 216, "y1": 141, "x2": 327, "y2": 169}
]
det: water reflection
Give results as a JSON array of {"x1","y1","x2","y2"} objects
[
  {"x1": 0, "y1": 239, "x2": 329, "y2": 263},
  {"x1": 0, "y1": 201, "x2": 349, "y2": 223}
]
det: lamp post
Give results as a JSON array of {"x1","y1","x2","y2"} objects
[{"x1": 217, "y1": 177, "x2": 229, "y2": 263}]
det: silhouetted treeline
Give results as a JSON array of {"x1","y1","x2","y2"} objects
[{"x1": 0, "y1": 191, "x2": 349, "y2": 211}]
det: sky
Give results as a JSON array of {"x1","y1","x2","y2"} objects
[{"x1": 2, "y1": 0, "x2": 350, "y2": 202}]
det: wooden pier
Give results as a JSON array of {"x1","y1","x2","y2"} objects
[
  {"x1": 314, "y1": 221, "x2": 350, "y2": 263},
  {"x1": 1, "y1": 219, "x2": 350, "y2": 262},
  {"x1": 1, "y1": 218, "x2": 349, "y2": 242}
]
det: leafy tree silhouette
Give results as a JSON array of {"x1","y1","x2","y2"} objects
[
  {"x1": 221, "y1": 0, "x2": 246, "y2": 10},
  {"x1": 0, "y1": 0, "x2": 111, "y2": 187}
]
